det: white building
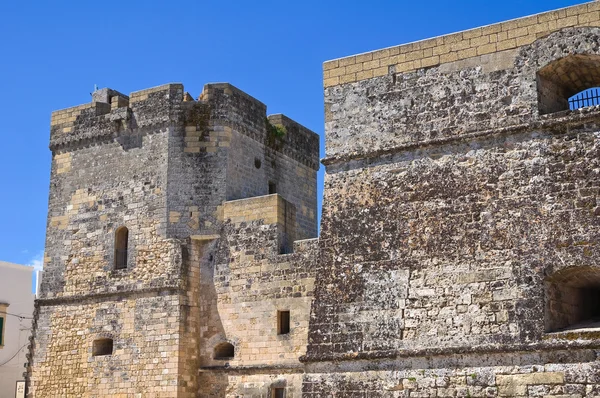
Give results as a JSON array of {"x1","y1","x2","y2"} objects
[{"x1": 0, "y1": 261, "x2": 34, "y2": 398}]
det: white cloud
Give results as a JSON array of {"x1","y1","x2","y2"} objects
[{"x1": 26, "y1": 250, "x2": 44, "y2": 272}]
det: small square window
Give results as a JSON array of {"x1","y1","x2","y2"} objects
[
  {"x1": 278, "y1": 310, "x2": 290, "y2": 335},
  {"x1": 272, "y1": 387, "x2": 285, "y2": 398},
  {"x1": 92, "y1": 338, "x2": 113, "y2": 356}
]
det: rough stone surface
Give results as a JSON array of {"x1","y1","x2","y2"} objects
[
  {"x1": 28, "y1": 2, "x2": 600, "y2": 397},
  {"x1": 29, "y1": 83, "x2": 318, "y2": 397},
  {"x1": 305, "y1": 4, "x2": 600, "y2": 398}
]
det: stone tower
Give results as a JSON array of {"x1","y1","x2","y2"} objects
[{"x1": 28, "y1": 83, "x2": 319, "y2": 397}]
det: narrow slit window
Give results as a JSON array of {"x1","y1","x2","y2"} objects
[
  {"x1": 0, "y1": 303, "x2": 8, "y2": 347},
  {"x1": 0, "y1": 316, "x2": 4, "y2": 347},
  {"x1": 114, "y1": 226, "x2": 129, "y2": 269},
  {"x1": 92, "y1": 338, "x2": 113, "y2": 356},
  {"x1": 272, "y1": 388, "x2": 285, "y2": 398},
  {"x1": 278, "y1": 310, "x2": 290, "y2": 335}
]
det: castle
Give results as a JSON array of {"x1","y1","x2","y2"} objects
[{"x1": 28, "y1": 1, "x2": 600, "y2": 396}]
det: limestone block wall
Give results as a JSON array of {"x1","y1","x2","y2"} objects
[
  {"x1": 226, "y1": 127, "x2": 318, "y2": 241},
  {"x1": 165, "y1": 83, "x2": 319, "y2": 242},
  {"x1": 306, "y1": 1, "x2": 600, "y2": 396},
  {"x1": 29, "y1": 294, "x2": 183, "y2": 397},
  {"x1": 33, "y1": 80, "x2": 319, "y2": 397},
  {"x1": 43, "y1": 87, "x2": 183, "y2": 299},
  {"x1": 197, "y1": 195, "x2": 318, "y2": 397},
  {"x1": 31, "y1": 83, "x2": 196, "y2": 397},
  {"x1": 323, "y1": 2, "x2": 600, "y2": 88}
]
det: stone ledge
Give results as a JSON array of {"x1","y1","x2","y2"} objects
[
  {"x1": 322, "y1": 106, "x2": 600, "y2": 168},
  {"x1": 300, "y1": 340, "x2": 600, "y2": 363},
  {"x1": 35, "y1": 286, "x2": 182, "y2": 306},
  {"x1": 199, "y1": 364, "x2": 304, "y2": 375}
]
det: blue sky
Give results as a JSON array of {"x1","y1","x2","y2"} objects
[{"x1": 0, "y1": 0, "x2": 585, "y2": 275}]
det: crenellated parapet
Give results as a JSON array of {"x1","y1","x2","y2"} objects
[
  {"x1": 49, "y1": 82, "x2": 319, "y2": 171},
  {"x1": 49, "y1": 84, "x2": 184, "y2": 151}
]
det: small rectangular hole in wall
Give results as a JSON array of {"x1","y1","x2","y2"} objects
[
  {"x1": 272, "y1": 387, "x2": 285, "y2": 398},
  {"x1": 269, "y1": 182, "x2": 277, "y2": 194},
  {"x1": 278, "y1": 310, "x2": 290, "y2": 335},
  {"x1": 92, "y1": 338, "x2": 113, "y2": 356}
]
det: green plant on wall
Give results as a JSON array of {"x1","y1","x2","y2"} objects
[{"x1": 266, "y1": 118, "x2": 286, "y2": 149}]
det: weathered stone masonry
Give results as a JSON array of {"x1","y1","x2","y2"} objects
[
  {"x1": 29, "y1": 82, "x2": 319, "y2": 397},
  {"x1": 28, "y1": 1, "x2": 600, "y2": 397},
  {"x1": 304, "y1": 1, "x2": 600, "y2": 397}
]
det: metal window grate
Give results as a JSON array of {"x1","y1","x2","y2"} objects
[{"x1": 569, "y1": 88, "x2": 600, "y2": 110}]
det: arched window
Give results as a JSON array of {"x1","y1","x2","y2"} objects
[
  {"x1": 92, "y1": 338, "x2": 113, "y2": 356},
  {"x1": 213, "y1": 342, "x2": 235, "y2": 360},
  {"x1": 545, "y1": 266, "x2": 600, "y2": 332},
  {"x1": 114, "y1": 226, "x2": 129, "y2": 269},
  {"x1": 537, "y1": 54, "x2": 600, "y2": 114}
]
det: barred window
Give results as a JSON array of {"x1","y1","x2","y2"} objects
[{"x1": 538, "y1": 54, "x2": 600, "y2": 114}]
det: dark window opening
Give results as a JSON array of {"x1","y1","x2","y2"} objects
[
  {"x1": 114, "y1": 226, "x2": 129, "y2": 269},
  {"x1": 0, "y1": 316, "x2": 4, "y2": 346},
  {"x1": 213, "y1": 342, "x2": 234, "y2": 360},
  {"x1": 269, "y1": 182, "x2": 277, "y2": 194},
  {"x1": 255, "y1": 158, "x2": 262, "y2": 169},
  {"x1": 278, "y1": 310, "x2": 290, "y2": 335},
  {"x1": 546, "y1": 266, "x2": 600, "y2": 332},
  {"x1": 272, "y1": 388, "x2": 285, "y2": 398},
  {"x1": 92, "y1": 338, "x2": 113, "y2": 356},
  {"x1": 537, "y1": 54, "x2": 600, "y2": 115}
]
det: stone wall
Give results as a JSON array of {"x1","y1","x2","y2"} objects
[
  {"x1": 323, "y1": 2, "x2": 600, "y2": 88},
  {"x1": 164, "y1": 83, "x2": 319, "y2": 242},
  {"x1": 306, "y1": 1, "x2": 600, "y2": 396},
  {"x1": 31, "y1": 294, "x2": 183, "y2": 397},
  {"x1": 197, "y1": 196, "x2": 318, "y2": 397},
  {"x1": 31, "y1": 79, "x2": 319, "y2": 397}
]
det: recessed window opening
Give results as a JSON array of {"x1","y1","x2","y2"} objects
[
  {"x1": 114, "y1": 226, "x2": 129, "y2": 269},
  {"x1": 92, "y1": 338, "x2": 113, "y2": 356},
  {"x1": 269, "y1": 182, "x2": 277, "y2": 194},
  {"x1": 213, "y1": 342, "x2": 234, "y2": 360},
  {"x1": 278, "y1": 310, "x2": 290, "y2": 335},
  {"x1": 272, "y1": 387, "x2": 285, "y2": 398},
  {"x1": 255, "y1": 158, "x2": 262, "y2": 169},
  {"x1": 537, "y1": 54, "x2": 600, "y2": 115},
  {"x1": 569, "y1": 87, "x2": 600, "y2": 110},
  {"x1": 545, "y1": 266, "x2": 600, "y2": 332}
]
